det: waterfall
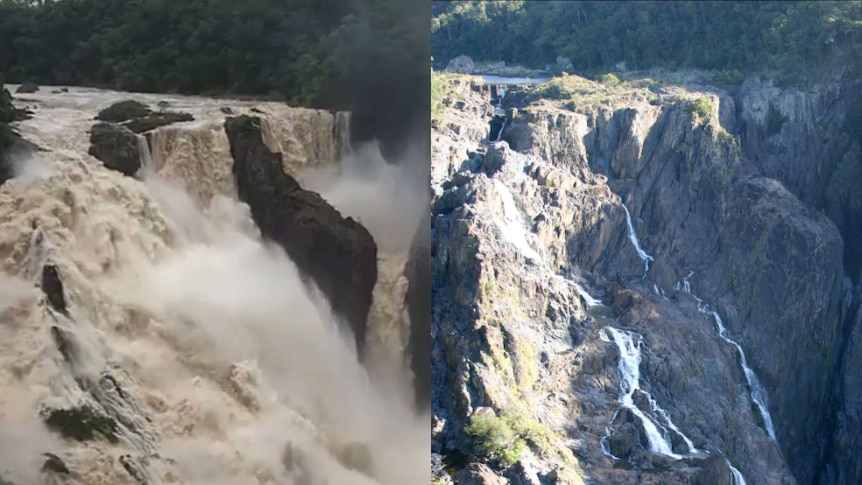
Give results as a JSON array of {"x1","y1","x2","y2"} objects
[
  {"x1": 0, "y1": 86, "x2": 426, "y2": 485},
  {"x1": 729, "y1": 462, "x2": 748, "y2": 485},
  {"x1": 673, "y1": 272, "x2": 777, "y2": 442},
  {"x1": 492, "y1": 176, "x2": 611, "y2": 315},
  {"x1": 572, "y1": 282, "x2": 601, "y2": 307},
  {"x1": 620, "y1": 199, "x2": 654, "y2": 276},
  {"x1": 703, "y1": 309, "x2": 777, "y2": 441},
  {"x1": 335, "y1": 111, "x2": 352, "y2": 159},
  {"x1": 135, "y1": 134, "x2": 153, "y2": 174},
  {"x1": 604, "y1": 326, "x2": 697, "y2": 459},
  {"x1": 493, "y1": 120, "x2": 506, "y2": 142},
  {"x1": 673, "y1": 271, "x2": 694, "y2": 293},
  {"x1": 491, "y1": 179, "x2": 545, "y2": 264}
]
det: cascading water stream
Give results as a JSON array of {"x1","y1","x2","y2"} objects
[
  {"x1": 568, "y1": 280, "x2": 601, "y2": 307},
  {"x1": 492, "y1": 178, "x2": 546, "y2": 265},
  {"x1": 729, "y1": 462, "x2": 748, "y2": 485},
  {"x1": 705, "y1": 309, "x2": 777, "y2": 441},
  {"x1": 493, "y1": 122, "x2": 506, "y2": 143},
  {"x1": 492, "y1": 178, "x2": 607, "y2": 310},
  {"x1": 620, "y1": 199, "x2": 653, "y2": 276},
  {"x1": 136, "y1": 134, "x2": 154, "y2": 173},
  {"x1": 674, "y1": 274, "x2": 777, "y2": 442},
  {"x1": 614, "y1": 193, "x2": 771, "y2": 478},
  {"x1": 601, "y1": 327, "x2": 696, "y2": 459}
]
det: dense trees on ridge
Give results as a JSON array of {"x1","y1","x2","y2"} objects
[
  {"x1": 432, "y1": 1, "x2": 862, "y2": 83},
  {"x1": 0, "y1": 0, "x2": 430, "y2": 160}
]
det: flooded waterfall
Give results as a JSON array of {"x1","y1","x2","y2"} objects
[{"x1": 0, "y1": 87, "x2": 426, "y2": 485}]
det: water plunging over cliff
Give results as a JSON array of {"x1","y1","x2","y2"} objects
[
  {"x1": 620, "y1": 199, "x2": 653, "y2": 276},
  {"x1": 0, "y1": 87, "x2": 426, "y2": 485}
]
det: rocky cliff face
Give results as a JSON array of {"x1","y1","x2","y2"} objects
[
  {"x1": 225, "y1": 115, "x2": 378, "y2": 359},
  {"x1": 432, "y1": 73, "x2": 862, "y2": 485},
  {"x1": 406, "y1": 210, "x2": 432, "y2": 410}
]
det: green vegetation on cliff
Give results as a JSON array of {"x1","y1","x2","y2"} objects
[
  {"x1": 41, "y1": 404, "x2": 120, "y2": 443},
  {"x1": 432, "y1": 1, "x2": 862, "y2": 83}
]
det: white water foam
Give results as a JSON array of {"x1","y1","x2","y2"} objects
[
  {"x1": 729, "y1": 462, "x2": 748, "y2": 485},
  {"x1": 604, "y1": 327, "x2": 697, "y2": 459},
  {"x1": 492, "y1": 178, "x2": 545, "y2": 264}
]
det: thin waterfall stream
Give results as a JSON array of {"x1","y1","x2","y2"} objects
[
  {"x1": 619, "y1": 198, "x2": 763, "y2": 483},
  {"x1": 674, "y1": 274, "x2": 778, "y2": 442},
  {"x1": 620, "y1": 198, "x2": 653, "y2": 276}
]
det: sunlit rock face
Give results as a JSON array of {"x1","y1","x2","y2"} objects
[{"x1": 432, "y1": 73, "x2": 860, "y2": 485}]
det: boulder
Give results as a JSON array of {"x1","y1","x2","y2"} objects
[
  {"x1": 224, "y1": 115, "x2": 377, "y2": 358},
  {"x1": 607, "y1": 408, "x2": 647, "y2": 459},
  {"x1": 87, "y1": 122, "x2": 142, "y2": 176},
  {"x1": 123, "y1": 111, "x2": 194, "y2": 133},
  {"x1": 692, "y1": 456, "x2": 731, "y2": 485},
  {"x1": 95, "y1": 100, "x2": 151, "y2": 123},
  {"x1": 15, "y1": 82, "x2": 38, "y2": 94}
]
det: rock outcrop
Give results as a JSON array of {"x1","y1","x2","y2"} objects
[
  {"x1": 224, "y1": 115, "x2": 377, "y2": 358},
  {"x1": 432, "y1": 72, "x2": 861, "y2": 484},
  {"x1": 87, "y1": 122, "x2": 142, "y2": 176},
  {"x1": 94, "y1": 99, "x2": 195, "y2": 135},
  {"x1": 405, "y1": 210, "x2": 431, "y2": 410},
  {"x1": 14, "y1": 82, "x2": 39, "y2": 94},
  {"x1": 123, "y1": 111, "x2": 194, "y2": 134},
  {"x1": 95, "y1": 100, "x2": 152, "y2": 122}
]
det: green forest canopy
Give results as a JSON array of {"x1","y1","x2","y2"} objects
[
  {"x1": 0, "y1": 0, "x2": 430, "y2": 160},
  {"x1": 432, "y1": 1, "x2": 862, "y2": 83}
]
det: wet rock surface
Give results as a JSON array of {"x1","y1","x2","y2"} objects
[
  {"x1": 224, "y1": 115, "x2": 378, "y2": 358},
  {"x1": 94, "y1": 99, "x2": 195, "y2": 136},
  {"x1": 95, "y1": 100, "x2": 151, "y2": 122},
  {"x1": 15, "y1": 82, "x2": 39, "y2": 94}
]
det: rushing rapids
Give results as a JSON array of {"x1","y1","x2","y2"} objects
[{"x1": 0, "y1": 86, "x2": 427, "y2": 485}]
